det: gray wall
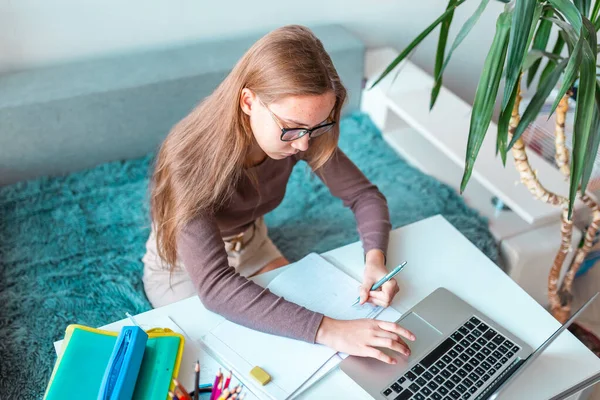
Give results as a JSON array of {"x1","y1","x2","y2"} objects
[{"x1": 0, "y1": 0, "x2": 508, "y2": 110}]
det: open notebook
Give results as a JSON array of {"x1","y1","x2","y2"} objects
[{"x1": 202, "y1": 253, "x2": 402, "y2": 400}]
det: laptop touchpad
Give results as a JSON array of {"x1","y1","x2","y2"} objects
[{"x1": 394, "y1": 312, "x2": 443, "y2": 361}]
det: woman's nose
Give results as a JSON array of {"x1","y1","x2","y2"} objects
[{"x1": 291, "y1": 134, "x2": 310, "y2": 151}]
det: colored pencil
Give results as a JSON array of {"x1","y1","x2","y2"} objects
[
  {"x1": 209, "y1": 369, "x2": 222, "y2": 400},
  {"x1": 217, "y1": 389, "x2": 230, "y2": 400},
  {"x1": 168, "y1": 391, "x2": 178, "y2": 400},
  {"x1": 174, "y1": 387, "x2": 189, "y2": 400},
  {"x1": 194, "y1": 361, "x2": 200, "y2": 400},
  {"x1": 228, "y1": 384, "x2": 239, "y2": 395},
  {"x1": 173, "y1": 379, "x2": 192, "y2": 400},
  {"x1": 218, "y1": 378, "x2": 224, "y2": 398},
  {"x1": 224, "y1": 370, "x2": 232, "y2": 390},
  {"x1": 174, "y1": 389, "x2": 184, "y2": 400}
]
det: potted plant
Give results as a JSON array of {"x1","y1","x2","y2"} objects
[{"x1": 371, "y1": 0, "x2": 600, "y2": 325}]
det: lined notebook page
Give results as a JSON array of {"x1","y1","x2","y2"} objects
[
  {"x1": 203, "y1": 253, "x2": 387, "y2": 399},
  {"x1": 267, "y1": 252, "x2": 382, "y2": 320}
]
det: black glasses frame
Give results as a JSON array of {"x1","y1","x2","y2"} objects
[
  {"x1": 258, "y1": 97, "x2": 337, "y2": 142},
  {"x1": 278, "y1": 122, "x2": 337, "y2": 142}
]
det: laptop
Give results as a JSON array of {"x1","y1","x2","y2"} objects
[{"x1": 339, "y1": 287, "x2": 598, "y2": 400}]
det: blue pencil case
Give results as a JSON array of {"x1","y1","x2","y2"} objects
[{"x1": 98, "y1": 326, "x2": 148, "y2": 400}]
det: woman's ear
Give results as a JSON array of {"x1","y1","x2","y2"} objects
[{"x1": 240, "y1": 88, "x2": 256, "y2": 116}]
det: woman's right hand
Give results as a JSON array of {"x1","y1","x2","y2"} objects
[{"x1": 315, "y1": 317, "x2": 415, "y2": 364}]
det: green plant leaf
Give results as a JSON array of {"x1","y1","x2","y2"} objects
[
  {"x1": 523, "y1": 51, "x2": 544, "y2": 70},
  {"x1": 461, "y1": 11, "x2": 512, "y2": 193},
  {"x1": 548, "y1": 17, "x2": 596, "y2": 122},
  {"x1": 548, "y1": 33, "x2": 583, "y2": 118},
  {"x1": 432, "y1": 0, "x2": 491, "y2": 106},
  {"x1": 547, "y1": 0, "x2": 583, "y2": 32},
  {"x1": 575, "y1": 0, "x2": 592, "y2": 17},
  {"x1": 523, "y1": 50, "x2": 545, "y2": 70},
  {"x1": 576, "y1": 0, "x2": 592, "y2": 16},
  {"x1": 508, "y1": 60, "x2": 568, "y2": 149},
  {"x1": 502, "y1": 0, "x2": 538, "y2": 111},
  {"x1": 498, "y1": 1, "x2": 543, "y2": 154},
  {"x1": 592, "y1": 0, "x2": 600, "y2": 24},
  {"x1": 527, "y1": 9, "x2": 554, "y2": 87},
  {"x1": 497, "y1": 79, "x2": 520, "y2": 166},
  {"x1": 431, "y1": 0, "x2": 459, "y2": 110},
  {"x1": 581, "y1": 81, "x2": 600, "y2": 192},
  {"x1": 582, "y1": 16, "x2": 598, "y2": 62},
  {"x1": 370, "y1": 0, "x2": 467, "y2": 89},
  {"x1": 572, "y1": 17, "x2": 599, "y2": 201},
  {"x1": 545, "y1": 16, "x2": 580, "y2": 50},
  {"x1": 584, "y1": 0, "x2": 592, "y2": 17},
  {"x1": 524, "y1": 49, "x2": 562, "y2": 69},
  {"x1": 539, "y1": 35, "x2": 567, "y2": 85},
  {"x1": 560, "y1": 31, "x2": 575, "y2": 54},
  {"x1": 568, "y1": 40, "x2": 596, "y2": 219}
]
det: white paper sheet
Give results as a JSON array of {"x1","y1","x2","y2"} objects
[
  {"x1": 205, "y1": 325, "x2": 336, "y2": 399},
  {"x1": 289, "y1": 354, "x2": 343, "y2": 399},
  {"x1": 203, "y1": 253, "x2": 393, "y2": 399},
  {"x1": 267, "y1": 253, "x2": 383, "y2": 320}
]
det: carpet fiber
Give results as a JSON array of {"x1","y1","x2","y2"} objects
[{"x1": 0, "y1": 112, "x2": 497, "y2": 398}]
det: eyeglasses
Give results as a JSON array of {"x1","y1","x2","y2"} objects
[{"x1": 258, "y1": 98, "x2": 336, "y2": 142}]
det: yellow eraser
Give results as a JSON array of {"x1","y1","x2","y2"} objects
[{"x1": 249, "y1": 366, "x2": 271, "y2": 385}]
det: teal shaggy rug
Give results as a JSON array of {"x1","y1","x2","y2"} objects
[{"x1": 0, "y1": 112, "x2": 497, "y2": 398}]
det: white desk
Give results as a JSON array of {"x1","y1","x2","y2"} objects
[{"x1": 55, "y1": 215, "x2": 600, "y2": 399}]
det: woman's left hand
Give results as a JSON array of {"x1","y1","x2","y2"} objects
[{"x1": 359, "y1": 249, "x2": 399, "y2": 308}]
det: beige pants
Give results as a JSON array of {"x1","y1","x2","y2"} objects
[{"x1": 142, "y1": 217, "x2": 283, "y2": 308}]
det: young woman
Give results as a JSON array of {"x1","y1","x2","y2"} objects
[{"x1": 143, "y1": 25, "x2": 414, "y2": 364}]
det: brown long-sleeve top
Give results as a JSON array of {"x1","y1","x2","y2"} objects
[{"x1": 176, "y1": 148, "x2": 391, "y2": 343}]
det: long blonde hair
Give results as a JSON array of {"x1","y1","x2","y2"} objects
[{"x1": 151, "y1": 25, "x2": 347, "y2": 267}]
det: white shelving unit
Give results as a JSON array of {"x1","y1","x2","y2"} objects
[{"x1": 362, "y1": 47, "x2": 582, "y2": 306}]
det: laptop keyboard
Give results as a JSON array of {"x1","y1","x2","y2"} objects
[{"x1": 382, "y1": 316, "x2": 520, "y2": 400}]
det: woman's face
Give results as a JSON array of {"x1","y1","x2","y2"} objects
[{"x1": 240, "y1": 89, "x2": 336, "y2": 160}]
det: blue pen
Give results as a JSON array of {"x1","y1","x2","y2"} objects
[{"x1": 351, "y1": 261, "x2": 408, "y2": 307}]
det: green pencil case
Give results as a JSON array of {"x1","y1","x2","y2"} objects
[{"x1": 44, "y1": 324, "x2": 185, "y2": 400}]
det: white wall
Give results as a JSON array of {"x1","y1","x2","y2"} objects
[{"x1": 0, "y1": 0, "x2": 507, "y2": 108}]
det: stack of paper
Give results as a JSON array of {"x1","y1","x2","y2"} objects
[{"x1": 202, "y1": 253, "x2": 402, "y2": 399}]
